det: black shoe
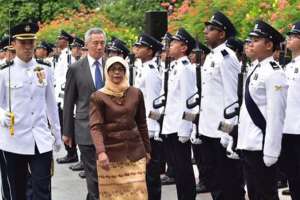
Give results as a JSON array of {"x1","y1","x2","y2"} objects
[
  {"x1": 161, "y1": 175, "x2": 175, "y2": 185},
  {"x1": 277, "y1": 181, "x2": 288, "y2": 189},
  {"x1": 56, "y1": 155, "x2": 78, "y2": 164},
  {"x1": 196, "y1": 182, "x2": 209, "y2": 193},
  {"x1": 282, "y1": 189, "x2": 290, "y2": 196},
  {"x1": 79, "y1": 171, "x2": 86, "y2": 178},
  {"x1": 69, "y1": 161, "x2": 84, "y2": 171}
]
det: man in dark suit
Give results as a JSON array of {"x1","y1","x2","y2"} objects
[{"x1": 62, "y1": 28, "x2": 107, "y2": 200}]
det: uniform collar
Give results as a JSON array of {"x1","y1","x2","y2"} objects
[
  {"x1": 176, "y1": 55, "x2": 189, "y2": 64},
  {"x1": 142, "y1": 59, "x2": 153, "y2": 67},
  {"x1": 292, "y1": 54, "x2": 300, "y2": 63},
  {"x1": 14, "y1": 56, "x2": 35, "y2": 68},
  {"x1": 251, "y1": 59, "x2": 259, "y2": 67},
  {"x1": 210, "y1": 42, "x2": 226, "y2": 54},
  {"x1": 258, "y1": 56, "x2": 273, "y2": 67}
]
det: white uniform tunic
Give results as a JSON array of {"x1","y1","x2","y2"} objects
[
  {"x1": 162, "y1": 56, "x2": 196, "y2": 137},
  {"x1": 135, "y1": 60, "x2": 162, "y2": 133},
  {"x1": 237, "y1": 56, "x2": 288, "y2": 158},
  {"x1": 199, "y1": 43, "x2": 240, "y2": 138},
  {"x1": 54, "y1": 47, "x2": 72, "y2": 106},
  {"x1": 283, "y1": 56, "x2": 300, "y2": 135},
  {"x1": 0, "y1": 56, "x2": 61, "y2": 155}
]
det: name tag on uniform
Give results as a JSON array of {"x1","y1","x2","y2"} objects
[
  {"x1": 295, "y1": 68, "x2": 299, "y2": 74},
  {"x1": 210, "y1": 61, "x2": 215, "y2": 68},
  {"x1": 253, "y1": 73, "x2": 258, "y2": 80},
  {"x1": 173, "y1": 70, "x2": 177, "y2": 75}
]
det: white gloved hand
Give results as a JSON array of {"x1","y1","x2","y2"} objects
[
  {"x1": 53, "y1": 144, "x2": 61, "y2": 152},
  {"x1": 4, "y1": 115, "x2": 12, "y2": 126},
  {"x1": 179, "y1": 136, "x2": 190, "y2": 143},
  {"x1": 263, "y1": 155, "x2": 278, "y2": 167},
  {"x1": 154, "y1": 131, "x2": 163, "y2": 142},
  {"x1": 220, "y1": 133, "x2": 232, "y2": 148},
  {"x1": 190, "y1": 126, "x2": 201, "y2": 145},
  {"x1": 149, "y1": 131, "x2": 155, "y2": 139},
  {"x1": 226, "y1": 138, "x2": 239, "y2": 159}
]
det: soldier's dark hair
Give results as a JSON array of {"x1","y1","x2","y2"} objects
[{"x1": 264, "y1": 38, "x2": 277, "y2": 52}]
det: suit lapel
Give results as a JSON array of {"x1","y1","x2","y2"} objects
[{"x1": 81, "y1": 57, "x2": 96, "y2": 92}]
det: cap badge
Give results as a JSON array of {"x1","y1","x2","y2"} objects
[
  {"x1": 254, "y1": 24, "x2": 258, "y2": 30},
  {"x1": 211, "y1": 15, "x2": 215, "y2": 20},
  {"x1": 292, "y1": 25, "x2": 295, "y2": 31},
  {"x1": 24, "y1": 25, "x2": 31, "y2": 32}
]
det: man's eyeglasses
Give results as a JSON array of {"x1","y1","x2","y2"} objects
[
  {"x1": 287, "y1": 34, "x2": 300, "y2": 40},
  {"x1": 108, "y1": 67, "x2": 126, "y2": 73},
  {"x1": 205, "y1": 26, "x2": 223, "y2": 32}
]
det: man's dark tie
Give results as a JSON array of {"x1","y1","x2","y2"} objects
[{"x1": 95, "y1": 61, "x2": 103, "y2": 90}]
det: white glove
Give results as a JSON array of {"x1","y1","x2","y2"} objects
[
  {"x1": 190, "y1": 126, "x2": 201, "y2": 145},
  {"x1": 154, "y1": 131, "x2": 163, "y2": 142},
  {"x1": 226, "y1": 138, "x2": 239, "y2": 159},
  {"x1": 263, "y1": 155, "x2": 278, "y2": 167},
  {"x1": 4, "y1": 115, "x2": 12, "y2": 126},
  {"x1": 178, "y1": 136, "x2": 189, "y2": 143},
  {"x1": 53, "y1": 144, "x2": 61, "y2": 152},
  {"x1": 149, "y1": 131, "x2": 155, "y2": 139},
  {"x1": 220, "y1": 133, "x2": 232, "y2": 148}
]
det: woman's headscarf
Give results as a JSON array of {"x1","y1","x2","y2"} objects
[{"x1": 99, "y1": 56, "x2": 129, "y2": 97}]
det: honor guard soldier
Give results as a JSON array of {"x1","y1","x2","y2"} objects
[
  {"x1": 70, "y1": 37, "x2": 85, "y2": 62},
  {"x1": 237, "y1": 20, "x2": 288, "y2": 200},
  {"x1": 280, "y1": 21, "x2": 300, "y2": 199},
  {"x1": 108, "y1": 38, "x2": 129, "y2": 59},
  {"x1": 188, "y1": 41, "x2": 210, "y2": 194},
  {"x1": 162, "y1": 27, "x2": 197, "y2": 200},
  {"x1": 35, "y1": 41, "x2": 54, "y2": 82},
  {"x1": 55, "y1": 30, "x2": 78, "y2": 164},
  {"x1": 0, "y1": 22, "x2": 61, "y2": 200},
  {"x1": 200, "y1": 11, "x2": 244, "y2": 200},
  {"x1": 134, "y1": 33, "x2": 163, "y2": 200},
  {"x1": 189, "y1": 41, "x2": 210, "y2": 65},
  {"x1": 0, "y1": 37, "x2": 16, "y2": 66},
  {"x1": 244, "y1": 37, "x2": 258, "y2": 72},
  {"x1": 226, "y1": 38, "x2": 244, "y2": 64}
]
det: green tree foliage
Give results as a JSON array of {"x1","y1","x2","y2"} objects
[
  {"x1": 104, "y1": 0, "x2": 164, "y2": 35},
  {"x1": 168, "y1": 0, "x2": 300, "y2": 41},
  {"x1": 0, "y1": 0, "x2": 97, "y2": 38}
]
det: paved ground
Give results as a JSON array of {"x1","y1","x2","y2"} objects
[{"x1": 52, "y1": 148, "x2": 291, "y2": 200}]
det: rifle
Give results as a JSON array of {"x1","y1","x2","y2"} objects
[
  {"x1": 182, "y1": 33, "x2": 201, "y2": 139},
  {"x1": 148, "y1": 38, "x2": 171, "y2": 139},
  {"x1": 218, "y1": 44, "x2": 248, "y2": 152},
  {"x1": 279, "y1": 42, "x2": 289, "y2": 69},
  {"x1": 156, "y1": 52, "x2": 162, "y2": 74},
  {"x1": 128, "y1": 39, "x2": 135, "y2": 86}
]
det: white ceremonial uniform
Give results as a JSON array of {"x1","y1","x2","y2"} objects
[
  {"x1": 283, "y1": 56, "x2": 300, "y2": 134},
  {"x1": 44, "y1": 57, "x2": 55, "y2": 84},
  {"x1": 54, "y1": 47, "x2": 72, "y2": 106},
  {"x1": 237, "y1": 56, "x2": 288, "y2": 157},
  {"x1": 199, "y1": 43, "x2": 240, "y2": 138},
  {"x1": 135, "y1": 60, "x2": 162, "y2": 134},
  {"x1": 162, "y1": 56, "x2": 196, "y2": 137},
  {"x1": 0, "y1": 56, "x2": 61, "y2": 155}
]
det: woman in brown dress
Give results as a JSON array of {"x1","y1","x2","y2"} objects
[{"x1": 89, "y1": 56, "x2": 151, "y2": 200}]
